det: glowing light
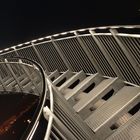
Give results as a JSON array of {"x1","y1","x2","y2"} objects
[
  {"x1": 31, "y1": 40, "x2": 37, "y2": 43},
  {"x1": 45, "y1": 36, "x2": 51, "y2": 39},
  {"x1": 53, "y1": 34, "x2": 59, "y2": 37},
  {"x1": 78, "y1": 29, "x2": 86, "y2": 32},
  {"x1": 25, "y1": 42, "x2": 30, "y2": 45},
  {"x1": 98, "y1": 27, "x2": 107, "y2": 29},
  {"x1": 17, "y1": 44, "x2": 23, "y2": 47},
  {"x1": 124, "y1": 26, "x2": 135, "y2": 29},
  {"x1": 38, "y1": 37, "x2": 44, "y2": 41},
  {"x1": 11, "y1": 46, "x2": 16, "y2": 49},
  {"x1": 69, "y1": 30, "x2": 75, "y2": 33},
  {"x1": 111, "y1": 26, "x2": 119, "y2": 29},
  {"x1": 27, "y1": 119, "x2": 31, "y2": 124},
  {"x1": 61, "y1": 32, "x2": 67, "y2": 35},
  {"x1": 4, "y1": 48, "x2": 9, "y2": 51},
  {"x1": 89, "y1": 28, "x2": 95, "y2": 31}
]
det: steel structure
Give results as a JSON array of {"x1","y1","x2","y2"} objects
[{"x1": 0, "y1": 25, "x2": 139, "y2": 140}]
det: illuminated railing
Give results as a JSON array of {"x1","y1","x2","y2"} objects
[
  {"x1": 0, "y1": 25, "x2": 139, "y2": 85},
  {"x1": 0, "y1": 25, "x2": 139, "y2": 139}
]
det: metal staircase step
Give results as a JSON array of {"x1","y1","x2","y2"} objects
[
  {"x1": 7, "y1": 74, "x2": 26, "y2": 87},
  {"x1": 65, "y1": 73, "x2": 104, "y2": 105},
  {"x1": 51, "y1": 85, "x2": 96, "y2": 140},
  {"x1": 28, "y1": 80, "x2": 43, "y2": 94},
  {"x1": 73, "y1": 78, "x2": 123, "y2": 119},
  {"x1": 3, "y1": 75, "x2": 12, "y2": 83},
  {"x1": 4, "y1": 76, "x2": 14, "y2": 85},
  {"x1": 85, "y1": 86, "x2": 140, "y2": 139},
  {"x1": 106, "y1": 111, "x2": 140, "y2": 140},
  {"x1": 53, "y1": 70, "x2": 73, "y2": 87},
  {"x1": 58, "y1": 70, "x2": 86, "y2": 92},
  {"x1": 49, "y1": 70, "x2": 60, "y2": 81}
]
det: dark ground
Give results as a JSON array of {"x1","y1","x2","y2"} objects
[{"x1": 0, "y1": 92, "x2": 39, "y2": 140}]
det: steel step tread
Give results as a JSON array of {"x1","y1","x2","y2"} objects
[
  {"x1": 58, "y1": 70, "x2": 86, "y2": 92},
  {"x1": 7, "y1": 74, "x2": 26, "y2": 87},
  {"x1": 106, "y1": 111, "x2": 140, "y2": 140},
  {"x1": 3, "y1": 75, "x2": 13, "y2": 83},
  {"x1": 85, "y1": 86, "x2": 140, "y2": 132},
  {"x1": 4, "y1": 76, "x2": 14, "y2": 85},
  {"x1": 64, "y1": 73, "x2": 102, "y2": 100},
  {"x1": 53, "y1": 70, "x2": 73, "y2": 86},
  {"x1": 49, "y1": 70, "x2": 60, "y2": 81},
  {"x1": 73, "y1": 77, "x2": 119, "y2": 112}
]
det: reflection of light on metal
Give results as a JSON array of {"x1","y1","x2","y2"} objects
[
  {"x1": 98, "y1": 27, "x2": 107, "y2": 29},
  {"x1": 61, "y1": 32, "x2": 67, "y2": 35},
  {"x1": 17, "y1": 44, "x2": 23, "y2": 47},
  {"x1": 78, "y1": 29, "x2": 86, "y2": 32},
  {"x1": 4, "y1": 48, "x2": 9, "y2": 51},
  {"x1": 11, "y1": 46, "x2": 16, "y2": 49},
  {"x1": 53, "y1": 34, "x2": 59, "y2": 37},
  {"x1": 38, "y1": 37, "x2": 44, "y2": 41},
  {"x1": 45, "y1": 36, "x2": 51, "y2": 39},
  {"x1": 0, "y1": 50, "x2": 3, "y2": 53},
  {"x1": 31, "y1": 40, "x2": 37, "y2": 43},
  {"x1": 89, "y1": 28, "x2": 95, "y2": 31},
  {"x1": 124, "y1": 26, "x2": 135, "y2": 29},
  {"x1": 111, "y1": 26, "x2": 119, "y2": 29},
  {"x1": 25, "y1": 42, "x2": 30, "y2": 45},
  {"x1": 69, "y1": 30, "x2": 75, "y2": 33}
]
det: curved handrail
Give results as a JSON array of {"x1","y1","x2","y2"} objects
[
  {"x1": 0, "y1": 25, "x2": 139, "y2": 54},
  {"x1": 0, "y1": 57, "x2": 49, "y2": 140},
  {"x1": 43, "y1": 79, "x2": 54, "y2": 140}
]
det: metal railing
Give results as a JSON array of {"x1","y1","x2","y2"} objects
[
  {"x1": 0, "y1": 25, "x2": 140, "y2": 85},
  {"x1": 0, "y1": 57, "x2": 49, "y2": 140}
]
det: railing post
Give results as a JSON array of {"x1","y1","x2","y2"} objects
[
  {"x1": 43, "y1": 106, "x2": 76, "y2": 140},
  {"x1": 110, "y1": 28, "x2": 140, "y2": 77},
  {"x1": 89, "y1": 30, "x2": 123, "y2": 79},
  {"x1": 50, "y1": 37, "x2": 73, "y2": 71},
  {"x1": 4, "y1": 59, "x2": 23, "y2": 92},
  {"x1": 18, "y1": 59, "x2": 41, "y2": 95},
  {"x1": 74, "y1": 31, "x2": 103, "y2": 74},
  {"x1": 12, "y1": 47, "x2": 42, "y2": 94},
  {"x1": 31, "y1": 42, "x2": 50, "y2": 74}
]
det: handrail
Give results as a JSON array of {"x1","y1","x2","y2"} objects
[
  {"x1": 0, "y1": 57, "x2": 49, "y2": 140},
  {"x1": 43, "y1": 79, "x2": 54, "y2": 140},
  {"x1": 0, "y1": 25, "x2": 139, "y2": 55},
  {"x1": 0, "y1": 25, "x2": 139, "y2": 86}
]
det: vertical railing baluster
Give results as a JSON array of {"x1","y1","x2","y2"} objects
[
  {"x1": 50, "y1": 37, "x2": 73, "y2": 71},
  {"x1": 110, "y1": 29, "x2": 140, "y2": 78},
  {"x1": 89, "y1": 30, "x2": 123, "y2": 79},
  {"x1": 74, "y1": 31, "x2": 103, "y2": 74},
  {"x1": 31, "y1": 42, "x2": 50, "y2": 74},
  {"x1": 13, "y1": 47, "x2": 42, "y2": 94},
  {"x1": 4, "y1": 59, "x2": 23, "y2": 91}
]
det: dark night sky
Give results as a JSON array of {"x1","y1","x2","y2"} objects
[{"x1": 0, "y1": 0, "x2": 139, "y2": 49}]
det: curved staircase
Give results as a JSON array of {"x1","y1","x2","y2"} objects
[{"x1": 0, "y1": 25, "x2": 140, "y2": 139}]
